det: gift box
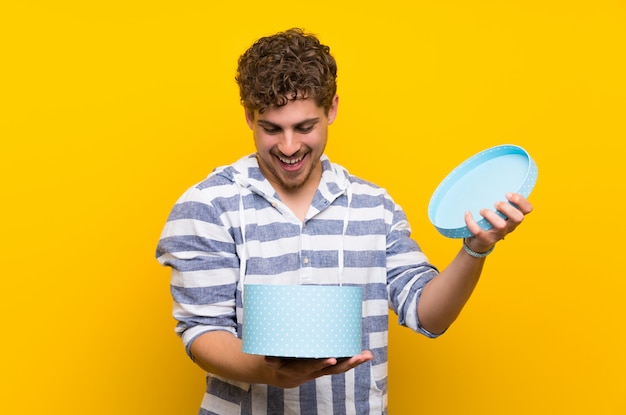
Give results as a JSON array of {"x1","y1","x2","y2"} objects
[
  {"x1": 428, "y1": 144, "x2": 538, "y2": 238},
  {"x1": 242, "y1": 284, "x2": 362, "y2": 358}
]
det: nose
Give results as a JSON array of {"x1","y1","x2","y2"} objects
[{"x1": 277, "y1": 130, "x2": 301, "y2": 157}]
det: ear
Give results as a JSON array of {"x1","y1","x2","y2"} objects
[
  {"x1": 244, "y1": 109, "x2": 254, "y2": 129},
  {"x1": 327, "y1": 95, "x2": 339, "y2": 125}
]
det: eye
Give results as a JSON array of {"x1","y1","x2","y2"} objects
[
  {"x1": 297, "y1": 125, "x2": 315, "y2": 133},
  {"x1": 262, "y1": 126, "x2": 281, "y2": 134}
]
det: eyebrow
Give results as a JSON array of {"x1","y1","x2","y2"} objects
[{"x1": 257, "y1": 118, "x2": 320, "y2": 129}]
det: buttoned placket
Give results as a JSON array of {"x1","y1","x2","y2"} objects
[{"x1": 299, "y1": 218, "x2": 313, "y2": 284}]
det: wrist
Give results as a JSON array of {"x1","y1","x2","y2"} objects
[{"x1": 462, "y1": 238, "x2": 495, "y2": 258}]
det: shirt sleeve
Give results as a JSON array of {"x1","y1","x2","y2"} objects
[
  {"x1": 385, "y1": 201, "x2": 443, "y2": 338},
  {"x1": 156, "y1": 185, "x2": 241, "y2": 358}
]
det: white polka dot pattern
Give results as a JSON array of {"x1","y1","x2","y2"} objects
[
  {"x1": 242, "y1": 284, "x2": 363, "y2": 358},
  {"x1": 428, "y1": 144, "x2": 538, "y2": 238}
]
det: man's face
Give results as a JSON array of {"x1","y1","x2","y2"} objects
[{"x1": 246, "y1": 96, "x2": 338, "y2": 194}]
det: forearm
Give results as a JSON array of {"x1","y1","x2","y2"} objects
[
  {"x1": 190, "y1": 330, "x2": 275, "y2": 385},
  {"x1": 417, "y1": 193, "x2": 533, "y2": 335},
  {"x1": 417, "y1": 243, "x2": 490, "y2": 334}
]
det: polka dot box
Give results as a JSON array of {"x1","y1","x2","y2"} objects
[{"x1": 242, "y1": 284, "x2": 363, "y2": 358}]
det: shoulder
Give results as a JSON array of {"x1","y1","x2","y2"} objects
[
  {"x1": 323, "y1": 156, "x2": 387, "y2": 194},
  {"x1": 181, "y1": 154, "x2": 258, "y2": 200}
]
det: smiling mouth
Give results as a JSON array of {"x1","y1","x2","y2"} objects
[{"x1": 278, "y1": 155, "x2": 304, "y2": 165}]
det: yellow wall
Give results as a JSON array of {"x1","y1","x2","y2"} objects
[{"x1": 2, "y1": 1, "x2": 625, "y2": 413}]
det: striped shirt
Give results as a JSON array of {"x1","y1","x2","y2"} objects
[{"x1": 156, "y1": 154, "x2": 440, "y2": 414}]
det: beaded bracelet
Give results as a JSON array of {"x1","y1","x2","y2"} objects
[{"x1": 462, "y1": 238, "x2": 495, "y2": 258}]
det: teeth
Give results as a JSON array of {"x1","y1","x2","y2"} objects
[{"x1": 279, "y1": 156, "x2": 303, "y2": 165}]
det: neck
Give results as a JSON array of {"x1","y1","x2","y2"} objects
[{"x1": 275, "y1": 170, "x2": 321, "y2": 222}]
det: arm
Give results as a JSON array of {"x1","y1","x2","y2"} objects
[
  {"x1": 417, "y1": 193, "x2": 533, "y2": 334},
  {"x1": 158, "y1": 186, "x2": 372, "y2": 389},
  {"x1": 190, "y1": 331, "x2": 373, "y2": 389},
  {"x1": 189, "y1": 331, "x2": 269, "y2": 384}
]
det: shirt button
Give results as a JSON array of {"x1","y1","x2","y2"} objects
[
  {"x1": 303, "y1": 257, "x2": 309, "y2": 264},
  {"x1": 271, "y1": 201, "x2": 277, "y2": 208}
]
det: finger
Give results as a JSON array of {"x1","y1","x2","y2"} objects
[
  {"x1": 464, "y1": 210, "x2": 483, "y2": 236},
  {"x1": 309, "y1": 358, "x2": 339, "y2": 372},
  {"x1": 494, "y1": 201, "x2": 524, "y2": 225},
  {"x1": 467, "y1": 208, "x2": 507, "y2": 234},
  {"x1": 506, "y1": 192, "x2": 534, "y2": 215},
  {"x1": 344, "y1": 350, "x2": 373, "y2": 365},
  {"x1": 319, "y1": 351, "x2": 373, "y2": 376},
  {"x1": 296, "y1": 358, "x2": 339, "y2": 373}
]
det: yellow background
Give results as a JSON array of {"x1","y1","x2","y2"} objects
[{"x1": 2, "y1": 1, "x2": 625, "y2": 413}]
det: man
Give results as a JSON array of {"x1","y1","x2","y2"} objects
[{"x1": 156, "y1": 28, "x2": 533, "y2": 414}]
